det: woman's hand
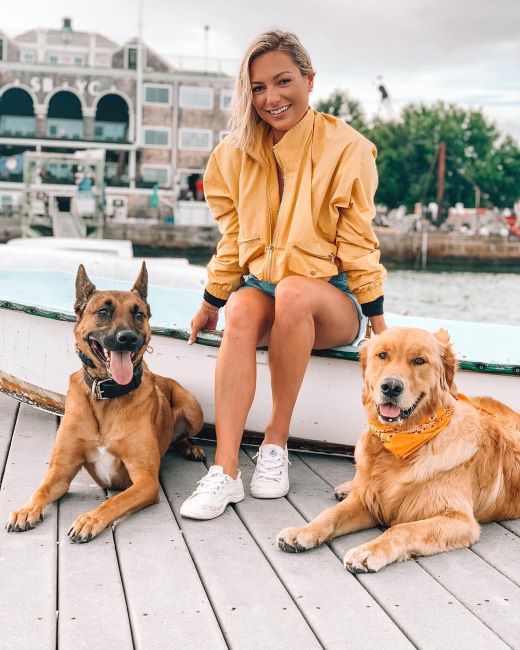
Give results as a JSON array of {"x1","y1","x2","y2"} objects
[
  {"x1": 188, "y1": 302, "x2": 220, "y2": 345},
  {"x1": 369, "y1": 314, "x2": 387, "y2": 335}
]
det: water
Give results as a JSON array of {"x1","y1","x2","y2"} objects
[
  {"x1": 385, "y1": 271, "x2": 520, "y2": 326},
  {"x1": 136, "y1": 247, "x2": 519, "y2": 327}
]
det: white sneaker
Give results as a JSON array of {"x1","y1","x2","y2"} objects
[
  {"x1": 250, "y1": 444, "x2": 290, "y2": 498},
  {"x1": 180, "y1": 465, "x2": 244, "y2": 520}
]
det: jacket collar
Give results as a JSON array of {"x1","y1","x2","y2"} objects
[{"x1": 247, "y1": 107, "x2": 315, "y2": 171}]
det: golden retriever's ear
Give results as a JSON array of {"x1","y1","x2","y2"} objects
[
  {"x1": 358, "y1": 342, "x2": 372, "y2": 405},
  {"x1": 434, "y1": 329, "x2": 458, "y2": 396}
]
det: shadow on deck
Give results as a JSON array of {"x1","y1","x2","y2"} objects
[{"x1": 0, "y1": 395, "x2": 519, "y2": 649}]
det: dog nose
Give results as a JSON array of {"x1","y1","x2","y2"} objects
[
  {"x1": 116, "y1": 330, "x2": 138, "y2": 346},
  {"x1": 381, "y1": 377, "x2": 404, "y2": 398}
]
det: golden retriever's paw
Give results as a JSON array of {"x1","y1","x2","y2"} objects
[
  {"x1": 5, "y1": 506, "x2": 44, "y2": 532},
  {"x1": 334, "y1": 480, "x2": 353, "y2": 501},
  {"x1": 344, "y1": 544, "x2": 387, "y2": 573},
  {"x1": 277, "y1": 526, "x2": 323, "y2": 553},
  {"x1": 68, "y1": 512, "x2": 106, "y2": 543}
]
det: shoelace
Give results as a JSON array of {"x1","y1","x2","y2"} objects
[
  {"x1": 193, "y1": 471, "x2": 229, "y2": 496},
  {"x1": 253, "y1": 449, "x2": 291, "y2": 482}
]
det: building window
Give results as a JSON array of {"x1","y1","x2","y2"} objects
[
  {"x1": 126, "y1": 46, "x2": 138, "y2": 70},
  {"x1": 220, "y1": 89, "x2": 233, "y2": 110},
  {"x1": 143, "y1": 127, "x2": 170, "y2": 147},
  {"x1": 140, "y1": 165, "x2": 171, "y2": 187},
  {"x1": 144, "y1": 84, "x2": 172, "y2": 105},
  {"x1": 178, "y1": 128, "x2": 213, "y2": 151},
  {"x1": 179, "y1": 86, "x2": 214, "y2": 110},
  {"x1": 48, "y1": 55, "x2": 58, "y2": 65},
  {"x1": 74, "y1": 56, "x2": 84, "y2": 66},
  {"x1": 22, "y1": 50, "x2": 35, "y2": 63}
]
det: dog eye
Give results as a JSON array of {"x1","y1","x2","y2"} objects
[
  {"x1": 413, "y1": 357, "x2": 426, "y2": 365},
  {"x1": 97, "y1": 308, "x2": 109, "y2": 318},
  {"x1": 134, "y1": 311, "x2": 144, "y2": 321},
  {"x1": 377, "y1": 352, "x2": 388, "y2": 360}
]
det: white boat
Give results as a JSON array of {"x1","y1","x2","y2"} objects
[
  {"x1": 0, "y1": 269, "x2": 518, "y2": 453},
  {"x1": 0, "y1": 239, "x2": 207, "y2": 291}
]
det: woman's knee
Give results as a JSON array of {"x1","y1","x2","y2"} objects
[
  {"x1": 225, "y1": 295, "x2": 271, "y2": 338},
  {"x1": 274, "y1": 277, "x2": 313, "y2": 319}
]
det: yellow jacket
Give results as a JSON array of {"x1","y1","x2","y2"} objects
[{"x1": 204, "y1": 108, "x2": 385, "y2": 305}]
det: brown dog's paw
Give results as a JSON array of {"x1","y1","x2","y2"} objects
[
  {"x1": 343, "y1": 544, "x2": 386, "y2": 573},
  {"x1": 173, "y1": 438, "x2": 206, "y2": 462},
  {"x1": 334, "y1": 480, "x2": 353, "y2": 501},
  {"x1": 277, "y1": 526, "x2": 323, "y2": 553},
  {"x1": 6, "y1": 507, "x2": 44, "y2": 533},
  {"x1": 68, "y1": 512, "x2": 106, "y2": 543}
]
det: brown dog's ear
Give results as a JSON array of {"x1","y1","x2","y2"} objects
[
  {"x1": 132, "y1": 262, "x2": 148, "y2": 301},
  {"x1": 74, "y1": 264, "x2": 96, "y2": 316},
  {"x1": 434, "y1": 329, "x2": 458, "y2": 396},
  {"x1": 358, "y1": 341, "x2": 372, "y2": 405},
  {"x1": 131, "y1": 262, "x2": 151, "y2": 316}
]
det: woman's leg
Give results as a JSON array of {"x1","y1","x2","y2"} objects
[
  {"x1": 264, "y1": 276, "x2": 359, "y2": 446},
  {"x1": 214, "y1": 288, "x2": 275, "y2": 477}
]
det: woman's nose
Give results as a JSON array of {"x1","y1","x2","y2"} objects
[{"x1": 265, "y1": 86, "x2": 280, "y2": 106}]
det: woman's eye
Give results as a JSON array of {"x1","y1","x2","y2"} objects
[
  {"x1": 252, "y1": 86, "x2": 263, "y2": 94},
  {"x1": 413, "y1": 357, "x2": 426, "y2": 366},
  {"x1": 377, "y1": 351, "x2": 388, "y2": 360},
  {"x1": 278, "y1": 78, "x2": 291, "y2": 85}
]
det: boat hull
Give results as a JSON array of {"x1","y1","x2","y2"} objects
[{"x1": 1, "y1": 308, "x2": 518, "y2": 450}]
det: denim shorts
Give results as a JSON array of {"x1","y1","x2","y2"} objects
[{"x1": 238, "y1": 272, "x2": 367, "y2": 346}]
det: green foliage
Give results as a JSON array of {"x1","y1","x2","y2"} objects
[
  {"x1": 315, "y1": 94, "x2": 520, "y2": 209},
  {"x1": 314, "y1": 90, "x2": 368, "y2": 133},
  {"x1": 368, "y1": 102, "x2": 519, "y2": 209}
]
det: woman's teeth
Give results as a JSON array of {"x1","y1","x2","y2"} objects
[{"x1": 269, "y1": 105, "x2": 290, "y2": 115}]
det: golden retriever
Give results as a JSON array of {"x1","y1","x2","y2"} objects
[{"x1": 277, "y1": 327, "x2": 520, "y2": 572}]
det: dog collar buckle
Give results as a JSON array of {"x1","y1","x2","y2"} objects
[{"x1": 92, "y1": 378, "x2": 110, "y2": 400}]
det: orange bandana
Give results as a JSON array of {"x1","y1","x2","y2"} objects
[
  {"x1": 369, "y1": 393, "x2": 494, "y2": 460},
  {"x1": 369, "y1": 405, "x2": 455, "y2": 460}
]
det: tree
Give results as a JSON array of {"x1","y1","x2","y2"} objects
[
  {"x1": 314, "y1": 90, "x2": 368, "y2": 133},
  {"x1": 366, "y1": 102, "x2": 519, "y2": 209}
]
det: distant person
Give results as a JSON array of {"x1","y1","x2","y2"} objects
[
  {"x1": 195, "y1": 176, "x2": 204, "y2": 201},
  {"x1": 181, "y1": 30, "x2": 387, "y2": 520}
]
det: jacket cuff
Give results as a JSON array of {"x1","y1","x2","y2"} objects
[
  {"x1": 203, "y1": 290, "x2": 228, "y2": 308},
  {"x1": 360, "y1": 296, "x2": 384, "y2": 317}
]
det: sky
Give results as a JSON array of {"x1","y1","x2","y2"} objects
[{"x1": 2, "y1": 0, "x2": 519, "y2": 142}]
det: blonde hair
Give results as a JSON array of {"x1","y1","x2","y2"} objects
[{"x1": 228, "y1": 30, "x2": 315, "y2": 150}]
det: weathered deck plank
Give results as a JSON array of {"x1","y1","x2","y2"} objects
[
  {"x1": 58, "y1": 470, "x2": 133, "y2": 649},
  {"x1": 113, "y1": 484, "x2": 226, "y2": 649},
  {"x1": 471, "y1": 522, "x2": 520, "y2": 587},
  {"x1": 223, "y1": 445, "x2": 413, "y2": 650},
  {"x1": 0, "y1": 405, "x2": 58, "y2": 650},
  {"x1": 0, "y1": 393, "x2": 18, "y2": 481},
  {"x1": 161, "y1": 449, "x2": 322, "y2": 649},
  {"x1": 291, "y1": 451, "x2": 510, "y2": 649}
]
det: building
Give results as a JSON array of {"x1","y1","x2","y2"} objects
[{"x1": 0, "y1": 18, "x2": 233, "y2": 226}]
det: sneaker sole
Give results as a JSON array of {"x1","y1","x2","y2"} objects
[
  {"x1": 180, "y1": 491, "x2": 245, "y2": 520},
  {"x1": 250, "y1": 487, "x2": 289, "y2": 499}
]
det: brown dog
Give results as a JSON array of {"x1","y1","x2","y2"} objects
[
  {"x1": 6, "y1": 263, "x2": 204, "y2": 542},
  {"x1": 277, "y1": 327, "x2": 520, "y2": 572}
]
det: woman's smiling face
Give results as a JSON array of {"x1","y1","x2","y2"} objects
[{"x1": 250, "y1": 49, "x2": 314, "y2": 143}]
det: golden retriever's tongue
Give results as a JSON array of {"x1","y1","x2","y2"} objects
[
  {"x1": 379, "y1": 403, "x2": 401, "y2": 418},
  {"x1": 108, "y1": 351, "x2": 134, "y2": 385}
]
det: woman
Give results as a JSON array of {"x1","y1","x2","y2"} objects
[{"x1": 180, "y1": 30, "x2": 387, "y2": 520}]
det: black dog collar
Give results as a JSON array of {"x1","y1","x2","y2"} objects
[{"x1": 83, "y1": 362, "x2": 143, "y2": 400}]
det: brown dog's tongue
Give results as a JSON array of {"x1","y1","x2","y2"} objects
[
  {"x1": 379, "y1": 403, "x2": 401, "y2": 418},
  {"x1": 108, "y1": 351, "x2": 134, "y2": 385}
]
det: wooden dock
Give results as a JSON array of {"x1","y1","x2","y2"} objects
[{"x1": 1, "y1": 393, "x2": 519, "y2": 649}]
